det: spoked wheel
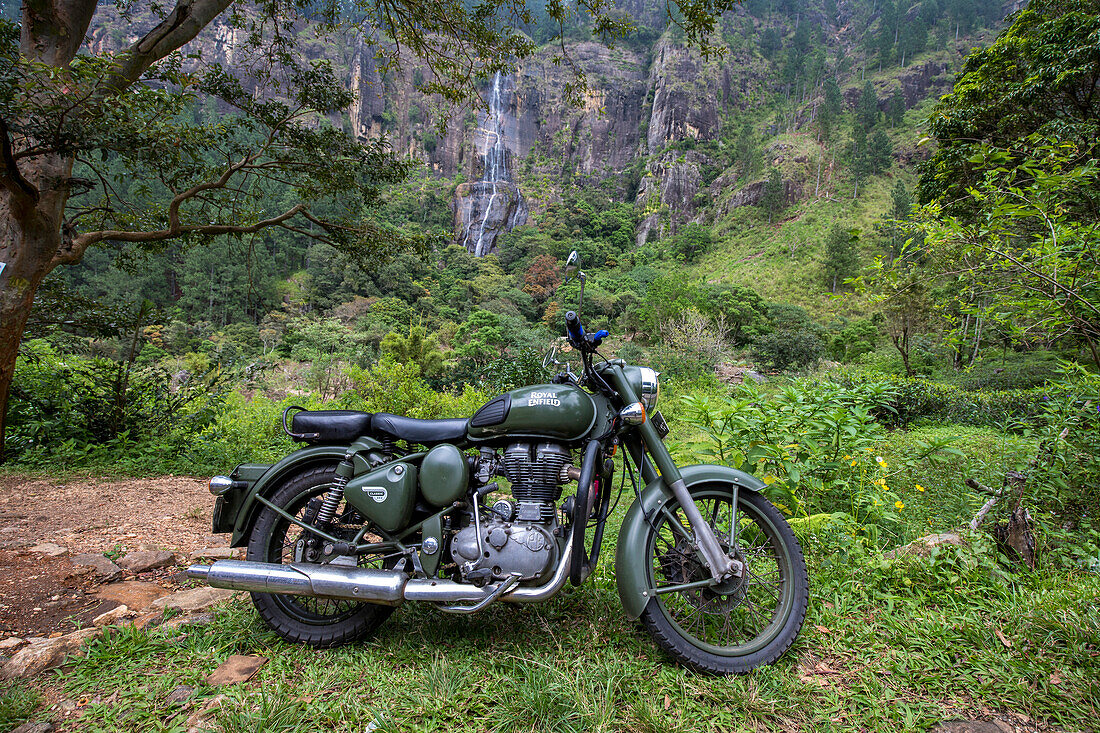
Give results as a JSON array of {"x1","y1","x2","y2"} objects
[
  {"x1": 246, "y1": 465, "x2": 399, "y2": 647},
  {"x1": 639, "y1": 484, "x2": 808, "y2": 674}
]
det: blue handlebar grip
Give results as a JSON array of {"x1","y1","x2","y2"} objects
[
  {"x1": 592, "y1": 329, "x2": 609, "y2": 346},
  {"x1": 565, "y1": 311, "x2": 584, "y2": 342}
]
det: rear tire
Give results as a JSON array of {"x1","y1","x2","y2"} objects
[
  {"x1": 246, "y1": 465, "x2": 395, "y2": 647},
  {"x1": 638, "y1": 485, "x2": 808, "y2": 674}
]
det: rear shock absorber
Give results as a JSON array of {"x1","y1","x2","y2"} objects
[{"x1": 315, "y1": 451, "x2": 356, "y2": 527}]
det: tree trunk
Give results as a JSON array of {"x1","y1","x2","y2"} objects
[{"x1": 0, "y1": 147, "x2": 76, "y2": 460}]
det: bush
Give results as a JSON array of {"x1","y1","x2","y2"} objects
[
  {"x1": 680, "y1": 377, "x2": 963, "y2": 544},
  {"x1": 834, "y1": 368, "x2": 1049, "y2": 428}
]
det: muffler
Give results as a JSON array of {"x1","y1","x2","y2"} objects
[
  {"x1": 187, "y1": 535, "x2": 574, "y2": 607},
  {"x1": 186, "y1": 560, "x2": 408, "y2": 605}
]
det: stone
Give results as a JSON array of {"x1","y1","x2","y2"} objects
[
  {"x1": 0, "y1": 637, "x2": 24, "y2": 650},
  {"x1": 92, "y1": 604, "x2": 131, "y2": 627},
  {"x1": 29, "y1": 543, "x2": 67, "y2": 557},
  {"x1": 161, "y1": 612, "x2": 216, "y2": 631},
  {"x1": 1, "y1": 628, "x2": 101, "y2": 679},
  {"x1": 166, "y1": 685, "x2": 196, "y2": 705},
  {"x1": 95, "y1": 581, "x2": 170, "y2": 611},
  {"x1": 188, "y1": 547, "x2": 239, "y2": 561},
  {"x1": 11, "y1": 722, "x2": 55, "y2": 733},
  {"x1": 151, "y1": 587, "x2": 237, "y2": 612},
  {"x1": 118, "y1": 550, "x2": 178, "y2": 573},
  {"x1": 886, "y1": 532, "x2": 965, "y2": 559},
  {"x1": 71, "y1": 553, "x2": 123, "y2": 580},
  {"x1": 205, "y1": 655, "x2": 267, "y2": 685}
]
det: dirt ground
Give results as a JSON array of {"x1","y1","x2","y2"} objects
[{"x1": 0, "y1": 474, "x2": 224, "y2": 639}]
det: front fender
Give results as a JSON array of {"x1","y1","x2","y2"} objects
[
  {"x1": 226, "y1": 438, "x2": 381, "y2": 547},
  {"x1": 614, "y1": 464, "x2": 766, "y2": 619}
]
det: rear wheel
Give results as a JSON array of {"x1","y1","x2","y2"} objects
[
  {"x1": 246, "y1": 465, "x2": 398, "y2": 647},
  {"x1": 639, "y1": 485, "x2": 808, "y2": 674}
]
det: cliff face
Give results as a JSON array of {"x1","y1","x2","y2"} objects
[{"x1": 85, "y1": 2, "x2": 970, "y2": 257}]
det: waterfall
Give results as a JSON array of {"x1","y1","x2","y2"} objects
[{"x1": 457, "y1": 71, "x2": 527, "y2": 256}]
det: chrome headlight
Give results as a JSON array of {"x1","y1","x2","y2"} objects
[{"x1": 637, "y1": 367, "x2": 660, "y2": 412}]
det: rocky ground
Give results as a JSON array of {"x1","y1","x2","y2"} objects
[{"x1": 0, "y1": 474, "x2": 242, "y2": 682}]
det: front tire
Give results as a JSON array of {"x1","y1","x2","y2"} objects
[
  {"x1": 246, "y1": 465, "x2": 396, "y2": 647},
  {"x1": 639, "y1": 484, "x2": 808, "y2": 674}
]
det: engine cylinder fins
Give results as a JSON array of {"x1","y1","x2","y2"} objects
[{"x1": 502, "y1": 442, "x2": 571, "y2": 513}]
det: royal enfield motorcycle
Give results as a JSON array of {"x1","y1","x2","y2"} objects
[{"x1": 188, "y1": 252, "x2": 808, "y2": 674}]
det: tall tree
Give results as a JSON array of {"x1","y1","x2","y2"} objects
[
  {"x1": 823, "y1": 224, "x2": 858, "y2": 293},
  {"x1": 0, "y1": 0, "x2": 744, "y2": 458},
  {"x1": 760, "y1": 167, "x2": 785, "y2": 224}
]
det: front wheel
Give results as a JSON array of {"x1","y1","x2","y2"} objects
[{"x1": 639, "y1": 484, "x2": 808, "y2": 674}]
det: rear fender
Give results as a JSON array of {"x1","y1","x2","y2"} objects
[
  {"x1": 614, "y1": 464, "x2": 766, "y2": 619},
  {"x1": 225, "y1": 437, "x2": 384, "y2": 547}
]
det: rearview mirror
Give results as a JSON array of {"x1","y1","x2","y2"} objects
[{"x1": 564, "y1": 250, "x2": 580, "y2": 279}]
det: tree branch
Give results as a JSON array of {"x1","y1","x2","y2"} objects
[
  {"x1": 0, "y1": 117, "x2": 39, "y2": 214},
  {"x1": 63, "y1": 203, "x2": 307, "y2": 258},
  {"x1": 103, "y1": 0, "x2": 236, "y2": 94}
]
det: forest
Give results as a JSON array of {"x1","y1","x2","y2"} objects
[{"x1": 0, "y1": 0, "x2": 1098, "y2": 730}]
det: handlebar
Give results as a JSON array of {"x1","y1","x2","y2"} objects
[
  {"x1": 565, "y1": 311, "x2": 608, "y2": 350},
  {"x1": 565, "y1": 310, "x2": 584, "y2": 343}
]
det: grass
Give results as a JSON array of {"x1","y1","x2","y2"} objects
[
  {"x1": 10, "y1": 442, "x2": 1097, "y2": 733},
  {"x1": 18, "y1": 550, "x2": 1096, "y2": 732}
]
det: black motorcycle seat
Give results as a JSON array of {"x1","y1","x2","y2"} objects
[
  {"x1": 290, "y1": 410, "x2": 373, "y2": 442},
  {"x1": 370, "y1": 413, "x2": 469, "y2": 445}
]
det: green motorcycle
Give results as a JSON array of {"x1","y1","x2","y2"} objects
[{"x1": 188, "y1": 252, "x2": 808, "y2": 674}]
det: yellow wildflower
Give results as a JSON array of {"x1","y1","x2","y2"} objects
[
  {"x1": 916, "y1": 484, "x2": 926, "y2": 492},
  {"x1": 895, "y1": 501, "x2": 905, "y2": 510},
  {"x1": 875, "y1": 456, "x2": 888, "y2": 468}
]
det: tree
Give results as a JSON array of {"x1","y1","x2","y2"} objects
[
  {"x1": 823, "y1": 224, "x2": 858, "y2": 293},
  {"x1": 856, "y1": 80, "x2": 880, "y2": 130},
  {"x1": 868, "y1": 128, "x2": 893, "y2": 174},
  {"x1": 381, "y1": 325, "x2": 444, "y2": 377},
  {"x1": 0, "y1": 0, "x2": 744, "y2": 458},
  {"x1": 913, "y1": 140, "x2": 1100, "y2": 368},
  {"x1": 917, "y1": 0, "x2": 1100, "y2": 213},
  {"x1": 885, "y1": 90, "x2": 905, "y2": 127},
  {"x1": 849, "y1": 127, "x2": 871, "y2": 198},
  {"x1": 760, "y1": 167, "x2": 785, "y2": 224}
]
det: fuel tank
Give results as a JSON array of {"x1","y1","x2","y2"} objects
[{"x1": 467, "y1": 384, "x2": 597, "y2": 442}]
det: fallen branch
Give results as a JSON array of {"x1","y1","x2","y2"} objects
[{"x1": 966, "y1": 478, "x2": 1004, "y2": 530}]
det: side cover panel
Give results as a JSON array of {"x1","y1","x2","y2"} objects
[{"x1": 614, "y1": 464, "x2": 767, "y2": 619}]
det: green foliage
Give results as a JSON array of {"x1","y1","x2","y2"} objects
[
  {"x1": 0, "y1": 681, "x2": 41, "y2": 731},
  {"x1": 345, "y1": 358, "x2": 488, "y2": 419},
  {"x1": 759, "y1": 167, "x2": 785, "y2": 223},
  {"x1": 855, "y1": 80, "x2": 880, "y2": 130},
  {"x1": 665, "y1": 223, "x2": 715, "y2": 263},
  {"x1": 681, "y1": 379, "x2": 958, "y2": 540},
  {"x1": 6, "y1": 340, "x2": 229, "y2": 464},
  {"x1": 1022, "y1": 362, "x2": 1100, "y2": 516},
  {"x1": 835, "y1": 369, "x2": 1051, "y2": 429},
  {"x1": 907, "y1": 139, "x2": 1100, "y2": 368},
  {"x1": 822, "y1": 224, "x2": 858, "y2": 293},
  {"x1": 380, "y1": 325, "x2": 445, "y2": 377},
  {"x1": 751, "y1": 304, "x2": 825, "y2": 371},
  {"x1": 828, "y1": 317, "x2": 881, "y2": 362},
  {"x1": 452, "y1": 311, "x2": 506, "y2": 367},
  {"x1": 918, "y1": 0, "x2": 1100, "y2": 212}
]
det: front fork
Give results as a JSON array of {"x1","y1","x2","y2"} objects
[{"x1": 608, "y1": 366, "x2": 742, "y2": 581}]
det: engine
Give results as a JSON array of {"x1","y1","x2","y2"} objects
[{"x1": 451, "y1": 441, "x2": 571, "y2": 584}]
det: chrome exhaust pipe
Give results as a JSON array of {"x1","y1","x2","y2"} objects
[
  {"x1": 186, "y1": 536, "x2": 574, "y2": 607},
  {"x1": 185, "y1": 560, "x2": 407, "y2": 605}
]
